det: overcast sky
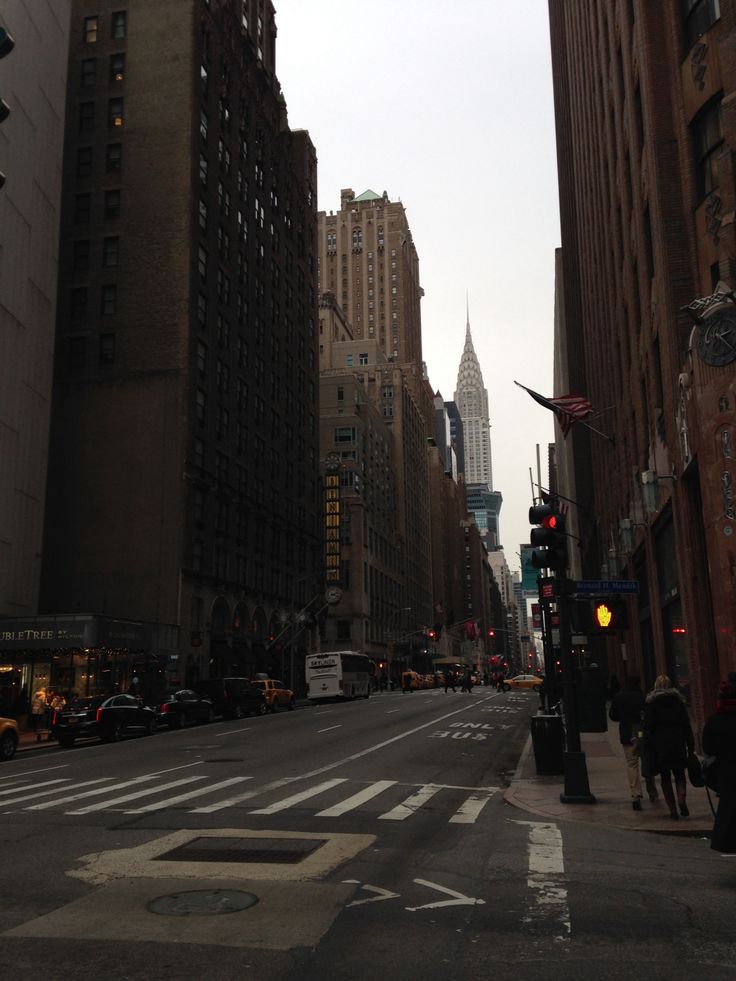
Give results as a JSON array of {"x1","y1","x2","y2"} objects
[{"x1": 275, "y1": 0, "x2": 559, "y2": 572}]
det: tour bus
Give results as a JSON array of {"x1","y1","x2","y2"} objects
[{"x1": 305, "y1": 651, "x2": 373, "y2": 701}]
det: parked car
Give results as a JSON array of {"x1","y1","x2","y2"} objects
[
  {"x1": 155, "y1": 689, "x2": 215, "y2": 729},
  {"x1": 51, "y1": 694, "x2": 157, "y2": 747},
  {"x1": 502, "y1": 674, "x2": 544, "y2": 692},
  {"x1": 193, "y1": 677, "x2": 266, "y2": 719},
  {"x1": 250, "y1": 678, "x2": 296, "y2": 711},
  {"x1": 0, "y1": 717, "x2": 18, "y2": 761}
]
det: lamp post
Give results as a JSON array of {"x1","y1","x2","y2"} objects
[{"x1": 387, "y1": 607, "x2": 411, "y2": 691}]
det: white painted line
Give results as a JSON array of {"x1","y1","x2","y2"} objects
[
  {"x1": 406, "y1": 879, "x2": 485, "y2": 911},
  {"x1": 0, "y1": 778, "x2": 113, "y2": 807},
  {"x1": 27, "y1": 761, "x2": 204, "y2": 811},
  {"x1": 250, "y1": 778, "x2": 348, "y2": 815},
  {"x1": 514, "y1": 820, "x2": 570, "y2": 941},
  {"x1": 0, "y1": 777, "x2": 69, "y2": 797},
  {"x1": 379, "y1": 784, "x2": 442, "y2": 821},
  {"x1": 213, "y1": 727, "x2": 251, "y2": 736},
  {"x1": 317, "y1": 725, "x2": 342, "y2": 734},
  {"x1": 386, "y1": 709, "x2": 400, "y2": 714},
  {"x1": 449, "y1": 789, "x2": 498, "y2": 824},
  {"x1": 0, "y1": 764, "x2": 68, "y2": 781},
  {"x1": 316, "y1": 780, "x2": 397, "y2": 817},
  {"x1": 67, "y1": 776, "x2": 206, "y2": 814},
  {"x1": 314, "y1": 711, "x2": 331, "y2": 716},
  {"x1": 123, "y1": 777, "x2": 252, "y2": 814}
]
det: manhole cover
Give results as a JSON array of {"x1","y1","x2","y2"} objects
[
  {"x1": 156, "y1": 836, "x2": 327, "y2": 864},
  {"x1": 147, "y1": 889, "x2": 258, "y2": 917}
]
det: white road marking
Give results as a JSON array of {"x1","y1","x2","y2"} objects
[
  {"x1": 343, "y1": 880, "x2": 400, "y2": 908},
  {"x1": 0, "y1": 778, "x2": 112, "y2": 806},
  {"x1": 316, "y1": 780, "x2": 397, "y2": 817},
  {"x1": 0, "y1": 764, "x2": 68, "y2": 781},
  {"x1": 67, "y1": 776, "x2": 207, "y2": 814},
  {"x1": 514, "y1": 820, "x2": 570, "y2": 941},
  {"x1": 406, "y1": 878, "x2": 486, "y2": 911},
  {"x1": 317, "y1": 725, "x2": 342, "y2": 734},
  {"x1": 0, "y1": 777, "x2": 69, "y2": 797},
  {"x1": 249, "y1": 777, "x2": 348, "y2": 815},
  {"x1": 379, "y1": 784, "x2": 442, "y2": 821},
  {"x1": 213, "y1": 727, "x2": 251, "y2": 736},
  {"x1": 386, "y1": 709, "x2": 400, "y2": 714},
  {"x1": 123, "y1": 777, "x2": 252, "y2": 813},
  {"x1": 449, "y1": 788, "x2": 498, "y2": 824}
]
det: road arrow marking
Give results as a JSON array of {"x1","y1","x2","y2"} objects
[
  {"x1": 405, "y1": 878, "x2": 486, "y2": 911},
  {"x1": 342, "y1": 880, "x2": 400, "y2": 907}
]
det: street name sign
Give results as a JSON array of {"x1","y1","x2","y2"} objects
[{"x1": 573, "y1": 580, "x2": 640, "y2": 594}]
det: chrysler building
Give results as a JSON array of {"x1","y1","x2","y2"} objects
[{"x1": 454, "y1": 312, "x2": 493, "y2": 488}]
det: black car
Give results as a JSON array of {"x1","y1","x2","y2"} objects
[
  {"x1": 51, "y1": 693, "x2": 157, "y2": 747},
  {"x1": 155, "y1": 689, "x2": 215, "y2": 729},
  {"x1": 194, "y1": 677, "x2": 266, "y2": 719}
]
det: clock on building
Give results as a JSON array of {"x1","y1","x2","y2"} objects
[{"x1": 695, "y1": 307, "x2": 736, "y2": 367}]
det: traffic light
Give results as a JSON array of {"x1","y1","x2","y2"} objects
[
  {"x1": 487, "y1": 628, "x2": 495, "y2": 638},
  {"x1": 426, "y1": 628, "x2": 437, "y2": 642},
  {"x1": 0, "y1": 26, "x2": 14, "y2": 189},
  {"x1": 590, "y1": 600, "x2": 628, "y2": 632},
  {"x1": 529, "y1": 502, "x2": 568, "y2": 571}
]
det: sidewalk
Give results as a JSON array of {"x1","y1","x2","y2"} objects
[{"x1": 505, "y1": 716, "x2": 714, "y2": 836}]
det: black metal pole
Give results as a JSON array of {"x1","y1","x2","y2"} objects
[{"x1": 557, "y1": 581, "x2": 596, "y2": 803}]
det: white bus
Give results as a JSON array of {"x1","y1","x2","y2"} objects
[{"x1": 305, "y1": 651, "x2": 373, "y2": 701}]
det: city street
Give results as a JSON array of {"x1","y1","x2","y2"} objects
[{"x1": 0, "y1": 688, "x2": 734, "y2": 980}]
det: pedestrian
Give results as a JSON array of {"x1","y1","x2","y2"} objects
[
  {"x1": 461, "y1": 669, "x2": 473, "y2": 693},
  {"x1": 444, "y1": 671, "x2": 456, "y2": 693},
  {"x1": 609, "y1": 675, "x2": 658, "y2": 811},
  {"x1": 701, "y1": 676, "x2": 736, "y2": 855},
  {"x1": 643, "y1": 674, "x2": 694, "y2": 820},
  {"x1": 30, "y1": 689, "x2": 47, "y2": 742},
  {"x1": 495, "y1": 672, "x2": 505, "y2": 693}
]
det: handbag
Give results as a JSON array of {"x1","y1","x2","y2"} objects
[{"x1": 687, "y1": 752, "x2": 705, "y2": 788}]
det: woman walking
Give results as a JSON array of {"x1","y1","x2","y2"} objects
[
  {"x1": 643, "y1": 674, "x2": 694, "y2": 820},
  {"x1": 702, "y1": 677, "x2": 736, "y2": 855}
]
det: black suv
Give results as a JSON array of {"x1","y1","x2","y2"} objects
[{"x1": 194, "y1": 677, "x2": 266, "y2": 719}]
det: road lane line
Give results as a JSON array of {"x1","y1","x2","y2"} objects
[
  {"x1": 378, "y1": 784, "x2": 442, "y2": 821},
  {"x1": 1, "y1": 778, "x2": 113, "y2": 807},
  {"x1": 249, "y1": 778, "x2": 348, "y2": 815},
  {"x1": 0, "y1": 764, "x2": 68, "y2": 781},
  {"x1": 515, "y1": 820, "x2": 570, "y2": 941},
  {"x1": 316, "y1": 780, "x2": 397, "y2": 817},
  {"x1": 317, "y1": 725, "x2": 342, "y2": 734},
  {"x1": 123, "y1": 777, "x2": 252, "y2": 814},
  {"x1": 213, "y1": 727, "x2": 251, "y2": 736},
  {"x1": 67, "y1": 776, "x2": 206, "y2": 814},
  {"x1": 449, "y1": 788, "x2": 498, "y2": 824}
]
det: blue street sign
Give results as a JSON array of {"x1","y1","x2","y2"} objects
[{"x1": 574, "y1": 580, "x2": 640, "y2": 594}]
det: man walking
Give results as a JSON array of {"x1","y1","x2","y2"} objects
[
  {"x1": 609, "y1": 675, "x2": 658, "y2": 810},
  {"x1": 444, "y1": 671, "x2": 456, "y2": 693}
]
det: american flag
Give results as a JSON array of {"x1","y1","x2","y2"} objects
[{"x1": 515, "y1": 382, "x2": 594, "y2": 438}]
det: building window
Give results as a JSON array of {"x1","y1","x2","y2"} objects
[
  {"x1": 74, "y1": 193, "x2": 91, "y2": 223},
  {"x1": 334, "y1": 426, "x2": 356, "y2": 443},
  {"x1": 337, "y1": 385, "x2": 344, "y2": 402},
  {"x1": 199, "y1": 198, "x2": 208, "y2": 231},
  {"x1": 199, "y1": 152, "x2": 208, "y2": 185},
  {"x1": 197, "y1": 341, "x2": 207, "y2": 376},
  {"x1": 70, "y1": 287, "x2": 88, "y2": 320},
  {"x1": 194, "y1": 438, "x2": 205, "y2": 469},
  {"x1": 111, "y1": 11, "x2": 127, "y2": 40},
  {"x1": 73, "y1": 241, "x2": 90, "y2": 272},
  {"x1": 84, "y1": 16, "x2": 98, "y2": 43},
  {"x1": 79, "y1": 101, "x2": 95, "y2": 132},
  {"x1": 77, "y1": 146, "x2": 93, "y2": 177},
  {"x1": 104, "y1": 189, "x2": 121, "y2": 220},
  {"x1": 101, "y1": 284, "x2": 117, "y2": 316},
  {"x1": 359, "y1": 352, "x2": 368, "y2": 366},
  {"x1": 197, "y1": 292, "x2": 207, "y2": 328},
  {"x1": 109, "y1": 97, "x2": 124, "y2": 127},
  {"x1": 200, "y1": 108, "x2": 208, "y2": 142},
  {"x1": 682, "y1": 0, "x2": 720, "y2": 50},
  {"x1": 195, "y1": 389, "x2": 206, "y2": 425},
  {"x1": 81, "y1": 58, "x2": 96, "y2": 87},
  {"x1": 198, "y1": 245, "x2": 208, "y2": 279},
  {"x1": 102, "y1": 236, "x2": 119, "y2": 267},
  {"x1": 99, "y1": 333, "x2": 116, "y2": 364},
  {"x1": 106, "y1": 143, "x2": 122, "y2": 173},
  {"x1": 693, "y1": 97, "x2": 723, "y2": 199},
  {"x1": 346, "y1": 354, "x2": 353, "y2": 367},
  {"x1": 110, "y1": 52, "x2": 125, "y2": 83}
]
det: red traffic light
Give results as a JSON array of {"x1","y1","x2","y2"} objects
[{"x1": 487, "y1": 629, "x2": 495, "y2": 638}]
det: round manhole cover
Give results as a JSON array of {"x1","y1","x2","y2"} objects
[{"x1": 147, "y1": 889, "x2": 258, "y2": 917}]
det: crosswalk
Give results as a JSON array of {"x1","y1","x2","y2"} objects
[{"x1": 0, "y1": 767, "x2": 499, "y2": 825}]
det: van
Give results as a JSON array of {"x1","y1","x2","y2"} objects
[{"x1": 194, "y1": 677, "x2": 266, "y2": 719}]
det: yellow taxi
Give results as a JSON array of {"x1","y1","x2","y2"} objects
[
  {"x1": 250, "y1": 678, "x2": 295, "y2": 712},
  {"x1": 0, "y1": 717, "x2": 19, "y2": 761},
  {"x1": 502, "y1": 674, "x2": 544, "y2": 692}
]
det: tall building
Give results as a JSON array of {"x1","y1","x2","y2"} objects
[
  {"x1": 454, "y1": 312, "x2": 493, "y2": 488},
  {"x1": 0, "y1": 1, "x2": 71, "y2": 618},
  {"x1": 549, "y1": 0, "x2": 736, "y2": 725},
  {"x1": 33, "y1": 0, "x2": 320, "y2": 693}
]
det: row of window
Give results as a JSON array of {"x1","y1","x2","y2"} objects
[
  {"x1": 68, "y1": 333, "x2": 116, "y2": 367},
  {"x1": 76, "y1": 142, "x2": 122, "y2": 176},
  {"x1": 72, "y1": 237, "x2": 120, "y2": 270},
  {"x1": 84, "y1": 12, "x2": 127, "y2": 44},
  {"x1": 74, "y1": 189, "x2": 121, "y2": 222},
  {"x1": 79, "y1": 97, "x2": 124, "y2": 131},
  {"x1": 70, "y1": 285, "x2": 117, "y2": 318}
]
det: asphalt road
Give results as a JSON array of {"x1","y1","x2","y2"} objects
[{"x1": 0, "y1": 688, "x2": 734, "y2": 980}]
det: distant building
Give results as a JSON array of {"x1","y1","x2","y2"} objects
[{"x1": 454, "y1": 311, "x2": 493, "y2": 489}]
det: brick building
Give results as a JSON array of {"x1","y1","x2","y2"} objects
[{"x1": 549, "y1": 0, "x2": 736, "y2": 726}]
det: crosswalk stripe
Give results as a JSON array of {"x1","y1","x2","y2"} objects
[
  {"x1": 449, "y1": 789, "x2": 498, "y2": 824},
  {"x1": 249, "y1": 778, "x2": 348, "y2": 815},
  {"x1": 66, "y1": 776, "x2": 207, "y2": 815},
  {"x1": 1, "y1": 778, "x2": 112, "y2": 807},
  {"x1": 27, "y1": 773, "x2": 173, "y2": 811},
  {"x1": 315, "y1": 780, "x2": 397, "y2": 817},
  {"x1": 191, "y1": 776, "x2": 295, "y2": 814},
  {"x1": 378, "y1": 784, "x2": 443, "y2": 821},
  {"x1": 0, "y1": 778, "x2": 70, "y2": 797},
  {"x1": 123, "y1": 777, "x2": 251, "y2": 814}
]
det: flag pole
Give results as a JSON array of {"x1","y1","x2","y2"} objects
[{"x1": 577, "y1": 418, "x2": 615, "y2": 444}]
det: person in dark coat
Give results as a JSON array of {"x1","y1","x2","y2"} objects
[
  {"x1": 644, "y1": 674, "x2": 694, "y2": 820},
  {"x1": 702, "y1": 678, "x2": 736, "y2": 855},
  {"x1": 609, "y1": 675, "x2": 658, "y2": 810}
]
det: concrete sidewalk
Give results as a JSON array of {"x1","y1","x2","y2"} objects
[{"x1": 505, "y1": 715, "x2": 714, "y2": 836}]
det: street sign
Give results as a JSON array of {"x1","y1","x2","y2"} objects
[{"x1": 573, "y1": 580, "x2": 640, "y2": 594}]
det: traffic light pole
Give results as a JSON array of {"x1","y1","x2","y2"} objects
[{"x1": 557, "y1": 578, "x2": 596, "y2": 804}]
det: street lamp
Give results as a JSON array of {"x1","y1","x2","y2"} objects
[{"x1": 387, "y1": 607, "x2": 411, "y2": 690}]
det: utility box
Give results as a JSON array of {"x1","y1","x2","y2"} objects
[{"x1": 530, "y1": 714, "x2": 564, "y2": 775}]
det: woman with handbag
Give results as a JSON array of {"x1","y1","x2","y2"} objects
[
  {"x1": 644, "y1": 674, "x2": 694, "y2": 820},
  {"x1": 701, "y1": 677, "x2": 736, "y2": 855}
]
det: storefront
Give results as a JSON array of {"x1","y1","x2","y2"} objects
[{"x1": 0, "y1": 615, "x2": 156, "y2": 723}]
